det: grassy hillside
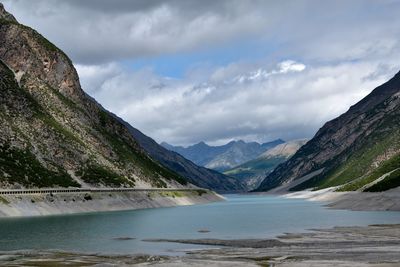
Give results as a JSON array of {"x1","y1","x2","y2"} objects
[{"x1": 0, "y1": 14, "x2": 187, "y2": 189}]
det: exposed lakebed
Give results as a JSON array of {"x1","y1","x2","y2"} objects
[{"x1": 0, "y1": 194, "x2": 400, "y2": 255}]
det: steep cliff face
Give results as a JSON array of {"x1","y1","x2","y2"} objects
[
  {"x1": 0, "y1": 4, "x2": 187, "y2": 189},
  {"x1": 257, "y1": 71, "x2": 400, "y2": 192}
]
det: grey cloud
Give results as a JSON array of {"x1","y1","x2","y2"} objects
[
  {"x1": 77, "y1": 59, "x2": 400, "y2": 146},
  {"x1": 65, "y1": 0, "x2": 231, "y2": 15},
  {"x1": 3, "y1": 0, "x2": 400, "y2": 145},
  {"x1": 5, "y1": 0, "x2": 400, "y2": 64},
  {"x1": 3, "y1": 0, "x2": 268, "y2": 64}
]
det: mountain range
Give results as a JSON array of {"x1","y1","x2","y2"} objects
[
  {"x1": 225, "y1": 139, "x2": 308, "y2": 190},
  {"x1": 0, "y1": 5, "x2": 242, "y2": 192},
  {"x1": 161, "y1": 139, "x2": 284, "y2": 172},
  {"x1": 257, "y1": 70, "x2": 400, "y2": 193}
]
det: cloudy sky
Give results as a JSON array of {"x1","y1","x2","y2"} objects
[{"x1": 3, "y1": 0, "x2": 400, "y2": 146}]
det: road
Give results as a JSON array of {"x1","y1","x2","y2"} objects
[{"x1": 0, "y1": 188, "x2": 208, "y2": 195}]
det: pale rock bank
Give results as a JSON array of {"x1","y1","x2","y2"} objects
[
  {"x1": 0, "y1": 190, "x2": 224, "y2": 217},
  {"x1": 284, "y1": 187, "x2": 400, "y2": 211}
]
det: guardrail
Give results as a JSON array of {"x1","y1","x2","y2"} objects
[{"x1": 0, "y1": 188, "x2": 208, "y2": 195}]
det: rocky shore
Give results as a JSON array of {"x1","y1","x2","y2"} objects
[{"x1": 2, "y1": 224, "x2": 400, "y2": 266}]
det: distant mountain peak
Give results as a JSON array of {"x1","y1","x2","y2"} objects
[
  {"x1": 226, "y1": 140, "x2": 238, "y2": 145},
  {"x1": 160, "y1": 141, "x2": 171, "y2": 146},
  {"x1": 196, "y1": 141, "x2": 208, "y2": 146},
  {"x1": 264, "y1": 138, "x2": 285, "y2": 145},
  {"x1": 224, "y1": 139, "x2": 307, "y2": 190},
  {"x1": 261, "y1": 139, "x2": 308, "y2": 159},
  {"x1": 164, "y1": 138, "x2": 285, "y2": 172}
]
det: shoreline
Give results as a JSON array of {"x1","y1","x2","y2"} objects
[
  {"x1": 0, "y1": 192, "x2": 399, "y2": 266},
  {"x1": 0, "y1": 190, "x2": 224, "y2": 218},
  {"x1": 282, "y1": 187, "x2": 400, "y2": 211},
  {"x1": 248, "y1": 186, "x2": 400, "y2": 212},
  {"x1": 2, "y1": 224, "x2": 400, "y2": 266}
]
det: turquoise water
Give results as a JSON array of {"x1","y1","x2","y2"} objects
[{"x1": 0, "y1": 194, "x2": 400, "y2": 255}]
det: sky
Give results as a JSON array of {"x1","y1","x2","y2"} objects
[{"x1": 3, "y1": 0, "x2": 400, "y2": 146}]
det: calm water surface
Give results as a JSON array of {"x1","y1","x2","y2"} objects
[{"x1": 0, "y1": 194, "x2": 400, "y2": 255}]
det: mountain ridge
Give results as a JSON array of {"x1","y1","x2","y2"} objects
[
  {"x1": 114, "y1": 116, "x2": 245, "y2": 192},
  {"x1": 225, "y1": 139, "x2": 308, "y2": 190},
  {"x1": 0, "y1": 5, "x2": 243, "y2": 193},
  {"x1": 0, "y1": 4, "x2": 243, "y2": 192},
  {"x1": 162, "y1": 139, "x2": 284, "y2": 171},
  {"x1": 256, "y1": 70, "x2": 400, "y2": 192}
]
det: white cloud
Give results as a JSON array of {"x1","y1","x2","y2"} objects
[
  {"x1": 233, "y1": 60, "x2": 306, "y2": 83},
  {"x1": 78, "y1": 59, "x2": 399, "y2": 146},
  {"x1": 75, "y1": 63, "x2": 121, "y2": 94},
  {"x1": 278, "y1": 60, "x2": 306, "y2": 73},
  {"x1": 3, "y1": 0, "x2": 400, "y2": 146}
]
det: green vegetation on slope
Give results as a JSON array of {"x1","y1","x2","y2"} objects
[
  {"x1": 259, "y1": 70, "x2": 400, "y2": 193},
  {"x1": 364, "y1": 169, "x2": 400, "y2": 192},
  {"x1": 46, "y1": 84, "x2": 85, "y2": 114},
  {"x1": 291, "y1": 113, "x2": 400, "y2": 192},
  {"x1": 1, "y1": 15, "x2": 191, "y2": 190},
  {"x1": 338, "y1": 153, "x2": 400, "y2": 191},
  {"x1": 99, "y1": 123, "x2": 187, "y2": 187},
  {"x1": 0, "y1": 144, "x2": 79, "y2": 188},
  {"x1": 319, "y1": 133, "x2": 397, "y2": 189},
  {"x1": 76, "y1": 164, "x2": 134, "y2": 187},
  {"x1": 0, "y1": 62, "x2": 80, "y2": 188},
  {"x1": 225, "y1": 156, "x2": 286, "y2": 179}
]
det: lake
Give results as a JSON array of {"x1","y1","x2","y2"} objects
[{"x1": 0, "y1": 194, "x2": 400, "y2": 255}]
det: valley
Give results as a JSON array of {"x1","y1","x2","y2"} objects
[
  {"x1": 161, "y1": 139, "x2": 284, "y2": 172},
  {"x1": 1, "y1": 2, "x2": 400, "y2": 267}
]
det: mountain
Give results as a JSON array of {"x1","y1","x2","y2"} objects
[
  {"x1": 224, "y1": 139, "x2": 308, "y2": 190},
  {"x1": 205, "y1": 140, "x2": 285, "y2": 171},
  {"x1": 161, "y1": 141, "x2": 228, "y2": 167},
  {"x1": 0, "y1": 5, "x2": 244, "y2": 193},
  {"x1": 0, "y1": 5, "x2": 236, "y2": 192},
  {"x1": 162, "y1": 139, "x2": 284, "y2": 171},
  {"x1": 116, "y1": 119, "x2": 245, "y2": 192},
  {"x1": 256, "y1": 71, "x2": 400, "y2": 193}
]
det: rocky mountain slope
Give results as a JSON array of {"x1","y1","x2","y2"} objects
[
  {"x1": 0, "y1": 4, "x2": 244, "y2": 192},
  {"x1": 257, "y1": 71, "x2": 400, "y2": 192},
  {"x1": 162, "y1": 139, "x2": 284, "y2": 172},
  {"x1": 117, "y1": 118, "x2": 245, "y2": 192},
  {"x1": 0, "y1": 5, "x2": 194, "y2": 189},
  {"x1": 225, "y1": 140, "x2": 307, "y2": 190}
]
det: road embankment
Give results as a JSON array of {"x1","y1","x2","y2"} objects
[{"x1": 0, "y1": 188, "x2": 224, "y2": 217}]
